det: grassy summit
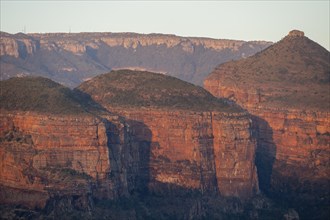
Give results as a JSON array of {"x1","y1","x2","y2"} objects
[
  {"x1": 77, "y1": 70, "x2": 240, "y2": 112},
  {"x1": 0, "y1": 77, "x2": 94, "y2": 114},
  {"x1": 206, "y1": 30, "x2": 330, "y2": 110}
]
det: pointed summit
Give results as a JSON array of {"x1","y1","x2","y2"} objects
[
  {"x1": 287, "y1": 29, "x2": 304, "y2": 37},
  {"x1": 205, "y1": 30, "x2": 330, "y2": 110}
]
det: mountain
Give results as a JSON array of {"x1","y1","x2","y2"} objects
[
  {"x1": 204, "y1": 30, "x2": 330, "y2": 219},
  {"x1": 0, "y1": 31, "x2": 271, "y2": 87}
]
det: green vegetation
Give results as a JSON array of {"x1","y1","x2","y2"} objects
[
  {"x1": 77, "y1": 69, "x2": 241, "y2": 112},
  {"x1": 0, "y1": 76, "x2": 101, "y2": 114}
]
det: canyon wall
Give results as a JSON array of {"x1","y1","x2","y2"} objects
[
  {"x1": 0, "y1": 103, "x2": 259, "y2": 207},
  {"x1": 84, "y1": 107, "x2": 259, "y2": 198},
  {"x1": 0, "y1": 111, "x2": 140, "y2": 209},
  {"x1": 205, "y1": 78, "x2": 330, "y2": 200},
  {"x1": 0, "y1": 72, "x2": 261, "y2": 219}
]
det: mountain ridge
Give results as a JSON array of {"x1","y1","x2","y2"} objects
[{"x1": 0, "y1": 31, "x2": 272, "y2": 87}]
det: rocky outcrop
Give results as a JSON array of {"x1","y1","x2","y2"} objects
[
  {"x1": 288, "y1": 30, "x2": 304, "y2": 37},
  {"x1": 77, "y1": 70, "x2": 259, "y2": 198},
  {"x1": 0, "y1": 31, "x2": 271, "y2": 87},
  {"x1": 204, "y1": 30, "x2": 330, "y2": 219},
  {"x1": 0, "y1": 33, "x2": 38, "y2": 58}
]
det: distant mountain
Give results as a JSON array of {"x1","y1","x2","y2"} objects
[{"x1": 0, "y1": 32, "x2": 271, "y2": 87}]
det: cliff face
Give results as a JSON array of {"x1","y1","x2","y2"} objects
[
  {"x1": 0, "y1": 33, "x2": 38, "y2": 58},
  {"x1": 77, "y1": 70, "x2": 259, "y2": 198},
  {"x1": 0, "y1": 77, "x2": 144, "y2": 209},
  {"x1": 0, "y1": 111, "x2": 140, "y2": 209},
  {"x1": 0, "y1": 31, "x2": 271, "y2": 87},
  {"x1": 104, "y1": 108, "x2": 258, "y2": 198},
  {"x1": 204, "y1": 30, "x2": 330, "y2": 218},
  {"x1": 0, "y1": 72, "x2": 259, "y2": 214}
]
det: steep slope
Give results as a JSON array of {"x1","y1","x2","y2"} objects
[
  {"x1": 77, "y1": 69, "x2": 258, "y2": 198},
  {"x1": 0, "y1": 31, "x2": 271, "y2": 87},
  {"x1": 204, "y1": 30, "x2": 330, "y2": 219}
]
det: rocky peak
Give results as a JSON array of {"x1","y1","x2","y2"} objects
[
  {"x1": 287, "y1": 30, "x2": 304, "y2": 37},
  {"x1": 205, "y1": 30, "x2": 330, "y2": 110}
]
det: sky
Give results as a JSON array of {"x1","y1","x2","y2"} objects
[{"x1": 1, "y1": 0, "x2": 329, "y2": 50}]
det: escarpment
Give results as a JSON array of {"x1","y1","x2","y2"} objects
[
  {"x1": 77, "y1": 69, "x2": 258, "y2": 198},
  {"x1": 204, "y1": 30, "x2": 330, "y2": 219},
  {"x1": 0, "y1": 31, "x2": 271, "y2": 87}
]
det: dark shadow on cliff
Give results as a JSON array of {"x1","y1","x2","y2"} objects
[
  {"x1": 100, "y1": 117, "x2": 152, "y2": 199},
  {"x1": 250, "y1": 115, "x2": 276, "y2": 195},
  {"x1": 72, "y1": 89, "x2": 109, "y2": 114},
  {"x1": 251, "y1": 114, "x2": 330, "y2": 220},
  {"x1": 125, "y1": 119, "x2": 152, "y2": 195}
]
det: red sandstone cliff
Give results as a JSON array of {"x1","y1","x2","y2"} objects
[
  {"x1": 0, "y1": 72, "x2": 259, "y2": 214},
  {"x1": 204, "y1": 30, "x2": 330, "y2": 217},
  {"x1": 77, "y1": 70, "x2": 259, "y2": 198},
  {"x1": 0, "y1": 78, "x2": 141, "y2": 209}
]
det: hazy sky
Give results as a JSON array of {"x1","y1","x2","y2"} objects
[{"x1": 1, "y1": 0, "x2": 329, "y2": 50}]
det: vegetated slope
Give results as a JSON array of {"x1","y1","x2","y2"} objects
[
  {"x1": 0, "y1": 76, "x2": 98, "y2": 114},
  {"x1": 76, "y1": 69, "x2": 241, "y2": 112},
  {"x1": 0, "y1": 31, "x2": 272, "y2": 87},
  {"x1": 206, "y1": 30, "x2": 330, "y2": 110}
]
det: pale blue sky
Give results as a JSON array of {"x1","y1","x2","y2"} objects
[{"x1": 1, "y1": 1, "x2": 329, "y2": 50}]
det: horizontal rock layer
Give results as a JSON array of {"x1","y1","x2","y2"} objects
[
  {"x1": 204, "y1": 79, "x2": 330, "y2": 199},
  {"x1": 0, "y1": 111, "x2": 139, "y2": 208},
  {"x1": 104, "y1": 107, "x2": 258, "y2": 198},
  {"x1": 0, "y1": 108, "x2": 259, "y2": 210}
]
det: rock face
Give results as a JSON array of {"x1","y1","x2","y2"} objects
[
  {"x1": 0, "y1": 72, "x2": 259, "y2": 216},
  {"x1": 0, "y1": 31, "x2": 271, "y2": 87},
  {"x1": 204, "y1": 30, "x2": 330, "y2": 218},
  {"x1": 77, "y1": 70, "x2": 258, "y2": 198},
  {"x1": 0, "y1": 72, "x2": 260, "y2": 218},
  {"x1": 0, "y1": 77, "x2": 141, "y2": 209},
  {"x1": 0, "y1": 112, "x2": 133, "y2": 208}
]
